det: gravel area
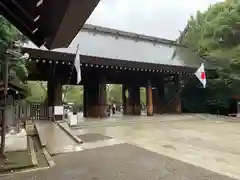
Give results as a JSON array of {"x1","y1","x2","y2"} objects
[{"x1": 0, "y1": 143, "x2": 236, "y2": 180}]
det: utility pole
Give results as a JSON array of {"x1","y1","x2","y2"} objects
[
  {"x1": 0, "y1": 58, "x2": 8, "y2": 159},
  {"x1": 0, "y1": 40, "x2": 9, "y2": 159}
]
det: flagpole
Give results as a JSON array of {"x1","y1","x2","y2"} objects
[{"x1": 62, "y1": 44, "x2": 80, "y2": 102}]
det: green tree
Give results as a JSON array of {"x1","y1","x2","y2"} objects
[
  {"x1": 0, "y1": 16, "x2": 28, "y2": 82},
  {"x1": 64, "y1": 85, "x2": 83, "y2": 105},
  {"x1": 107, "y1": 85, "x2": 146, "y2": 105},
  {"x1": 0, "y1": 16, "x2": 28, "y2": 158},
  {"x1": 107, "y1": 84, "x2": 122, "y2": 104},
  {"x1": 181, "y1": 1, "x2": 240, "y2": 113},
  {"x1": 26, "y1": 81, "x2": 46, "y2": 102},
  {"x1": 140, "y1": 88, "x2": 146, "y2": 104}
]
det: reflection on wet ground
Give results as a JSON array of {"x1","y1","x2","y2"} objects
[
  {"x1": 30, "y1": 114, "x2": 240, "y2": 179},
  {"x1": 66, "y1": 114, "x2": 240, "y2": 179}
]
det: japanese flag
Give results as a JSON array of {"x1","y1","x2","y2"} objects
[{"x1": 195, "y1": 63, "x2": 206, "y2": 88}]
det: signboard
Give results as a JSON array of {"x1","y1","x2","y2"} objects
[{"x1": 54, "y1": 106, "x2": 63, "y2": 115}]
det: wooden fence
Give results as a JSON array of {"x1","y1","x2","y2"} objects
[
  {"x1": 0, "y1": 102, "x2": 53, "y2": 134},
  {"x1": 28, "y1": 103, "x2": 53, "y2": 120},
  {"x1": 1, "y1": 102, "x2": 53, "y2": 131}
]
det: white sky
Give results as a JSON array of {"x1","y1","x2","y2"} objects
[
  {"x1": 86, "y1": 0, "x2": 223, "y2": 40},
  {"x1": 26, "y1": 0, "x2": 222, "y2": 49}
]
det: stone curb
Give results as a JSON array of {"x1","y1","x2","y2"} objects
[
  {"x1": 34, "y1": 124, "x2": 47, "y2": 148},
  {"x1": 42, "y1": 148, "x2": 55, "y2": 167},
  {"x1": 70, "y1": 118, "x2": 192, "y2": 129},
  {"x1": 0, "y1": 164, "x2": 35, "y2": 174},
  {"x1": 28, "y1": 136, "x2": 38, "y2": 166},
  {"x1": 57, "y1": 122, "x2": 83, "y2": 144},
  {"x1": 196, "y1": 114, "x2": 240, "y2": 122},
  {"x1": 0, "y1": 166, "x2": 50, "y2": 176}
]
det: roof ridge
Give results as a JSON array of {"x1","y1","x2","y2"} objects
[{"x1": 83, "y1": 24, "x2": 185, "y2": 47}]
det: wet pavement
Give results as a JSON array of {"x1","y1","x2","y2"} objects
[
  {"x1": 69, "y1": 114, "x2": 240, "y2": 179},
  {"x1": 71, "y1": 113, "x2": 192, "y2": 127},
  {"x1": 35, "y1": 121, "x2": 79, "y2": 155},
  {"x1": 0, "y1": 143, "x2": 235, "y2": 180},
  {"x1": 1, "y1": 114, "x2": 240, "y2": 179}
]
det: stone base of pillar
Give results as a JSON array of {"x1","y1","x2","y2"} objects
[
  {"x1": 147, "y1": 104, "x2": 153, "y2": 116},
  {"x1": 175, "y1": 97, "x2": 182, "y2": 113},
  {"x1": 84, "y1": 81, "x2": 107, "y2": 118},
  {"x1": 124, "y1": 105, "x2": 141, "y2": 115},
  {"x1": 99, "y1": 105, "x2": 108, "y2": 118},
  {"x1": 154, "y1": 105, "x2": 164, "y2": 114},
  {"x1": 55, "y1": 115, "x2": 63, "y2": 121},
  {"x1": 122, "y1": 84, "x2": 141, "y2": 116},
  {"x1": 125, "y1": 105, "x2": 133, "y2": 115},
  {"x1": 164, "y1": 98, "x2": 182, "y2": 113},
  {"x1": 86, "y1": 105, "x2": 108, "y2": 118},
  {"x1": 147, "y1": 112, "x2": 153, "y2": 116},
  {"x1": 87, "y1": 106, "x2": 100, "y2": 118},
  {"x1": 133, "y1": 105, "x2": 141, "y2": 115}
]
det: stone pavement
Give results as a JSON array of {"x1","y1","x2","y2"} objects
[
  {"x1": 70, "y1": 113, "x2": 193, "y2": 128},
  {"x1": 1, "y1": 114, "x2": 240, "y2": 179},
  {"x1": 35, "y1": 120, "x2": 79, "y2": 155},
  {"x1": 0, "y1": 143, "x2": 235, "y2": 180},
  {"x1": 68, "y1": 114, "x2": 240, "y2": 179}
]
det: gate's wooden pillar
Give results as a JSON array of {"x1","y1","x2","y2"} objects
[
  {"x1": 83, "y1": 79, "x2": 107, "y2": 118},
  {"x1": 130, "y1": 86, "x2": 141, "y2": 115},
  {"x1": 47, "y1": 63, "x2": 56, "y2": 107},
  {"x1": 122, "y1": 84, "x2": 141, "y2": 115},
  {"x1": 47, "y1": 62, "x2": 63, "y2": 120},
  {"x1": 153, "y1": 81, "x2": 165, "y2": 114},
  {"x1": 99, "y1": 82, "x2": 107, "y2": 117},
  {"x1": 54, "y1": 83, "x2": 62, "y2": 106},
  {"x1": 47, "y1": 79, "x2": 55, "y2": 107},
  {"x1": 54, "y1": 82, "x2": 63, "y2": 121},
  {"x1": 47, "y1": 80, "x2": 63, "y2": 120},
  {"x1": 166, "y1": 74, "x2": 182, "y2": 113},
  {"x1": 122, "y1": 85, "x2": 127, "y2": 115},
  {"x1": 47, "y1": 79, "x2": 55, "y2": 121},
  {"x1": 83, "y1": 82, "x2": 98, "y2": 118},
  {"x1": 83, "y1": 84, "x2": 87, "y2": 117},
  {"x1": 174, "y1": 74, "x2": 182, "y2": 113},
  {"x1": 152, "y1": 88, "x2": 157, "y2": 114},
  {"x1": 146, "y1": 80, "x2": 153, "y2": 116}
]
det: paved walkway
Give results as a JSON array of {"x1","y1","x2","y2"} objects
[
  {"x1": 35, "y1": 120, "x2": 79, "y2": 155},
  {"x1": 71, "y1": 113, "x2": 194, "y2": 128},
  {"x1": 0, "y1": 143, "x2": 235, "y2": 180},
  {"x1": 68, "y1": 114, "x2": 240, "y2": 179},
  {"x1": 1, "y1": 114, "x2": 240, "y2": 179}
]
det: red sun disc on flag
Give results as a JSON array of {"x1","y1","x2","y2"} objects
[{"x1": 201, "y1": 72, "x2": 206, "y2": 80}]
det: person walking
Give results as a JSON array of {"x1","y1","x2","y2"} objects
[{"x1": 112, "y1": 104, "x2": 116, "y2": 114}]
